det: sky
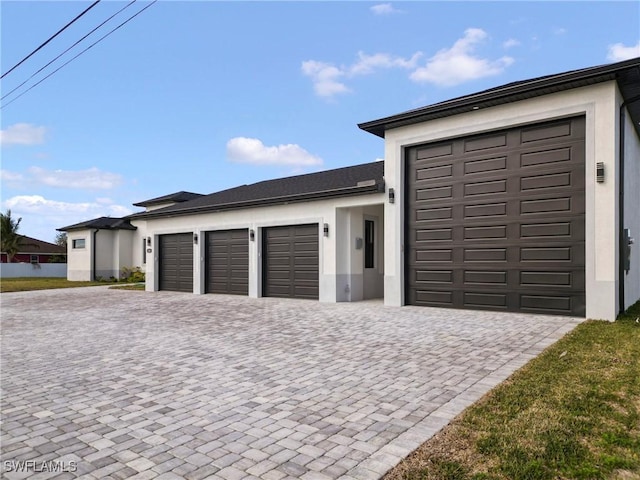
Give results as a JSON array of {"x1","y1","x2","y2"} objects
[{"x1": 1, "y1": 1, "x2": 639, "y2": 243}]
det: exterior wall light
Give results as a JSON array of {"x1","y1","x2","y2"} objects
[
  {"x1": 323, "y1": 223, "x2": 329, "y2": 237},
  {"x1": 193, "y1": 233, "x2": 198, "y2": 244},
  {"x1": 147, "y1": 236, "x2": 151, "y2": 246},
  {"x1": 596, "y1": 162, "x2": 605, "y2": 183},
  {"x1": 388, "y1": 187, "x2": 395, "y2": 204},
  {"x1": 249, "y1": 229, "x2": 255, "y2": 241}
]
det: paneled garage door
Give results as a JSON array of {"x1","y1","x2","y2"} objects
[
  {"x1": 159, "y1": 233, "x2": 193, "y2": 292},
  {"x1": 263, "y1": 224, "x2": 319, "y2": 300},
  {"x1": 205, "y1": 229, "x2": 249, "y2": 295},
  {"x1": 406, "y1": 116, "x2": 585, "y2": 316}
]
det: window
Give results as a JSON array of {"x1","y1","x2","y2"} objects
[
  {"x1": 30, "y1": 255, "x2": 39, "y2": 264},
  {"x1": 365, "y1": 219, "x2": 375, "y2": 269},
  {"x1": 142, "y1": 238, "x2": 147, "y2": 264},
  {"x1": 72, "y1": 238, "x2": 86, "y2": 249}
]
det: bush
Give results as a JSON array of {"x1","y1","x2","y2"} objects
[{"x1": 120, "y1": 266, "x2": 145, "y2": 283}]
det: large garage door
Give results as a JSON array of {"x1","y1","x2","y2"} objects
[
  {"x1": 205, "y1": 229, "x2": 248, "y2": 295},
  {"x1": 406, "y1": 117, "x2": 585, "y2": 316},
  {"x1": 263, "y1": 224, "x2": 319, "y2": 299},
  {"x1": 159, "y1": 233, "x2": 193, "y2": 292}
]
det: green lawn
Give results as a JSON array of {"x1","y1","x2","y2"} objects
[
  {"x1": 0, "y1": 277, "x2": 108, "y2": 293},
  {"x1": 109, "y1": 283, "x2": 145, "y2": 291},
  {"x1": 385, "y1": 302, "x2": 640, "y2": 480}
]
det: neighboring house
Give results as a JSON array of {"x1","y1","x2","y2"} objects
[
  {"x1": 0, "y1": 235, "x2": 66, "y2": 264},
  {"x1": 59, "y1": 58, "x2": 640, "y2": 321}
]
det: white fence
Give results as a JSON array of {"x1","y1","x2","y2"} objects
[{"x1": 0, "y1": 263, "x2": 67, "y2": 278}]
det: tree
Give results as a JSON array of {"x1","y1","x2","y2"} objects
[
  {"x1": 1, "y1": 209, "x2": 24, "y2": 262},
  {"x1": 55, "y1": 232, "x2": 67, "y2": 248},
  {"x1": 49, "y1": 232, "x2": 68, "y2": 263}
]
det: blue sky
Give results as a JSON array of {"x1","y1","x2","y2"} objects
[{"x1": 1, "y1": 1, "x2": 639, "y2": 242}]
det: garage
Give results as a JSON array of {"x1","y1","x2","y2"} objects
[
  {"x1": 205, "y1": 229, "x2": 249, "y2": 295},
  {"x1": 263, "y1": 224, "x2": 319, "y2": 300},
  {"x1": 159, "y1": 233, "x2": 193, "y2": 292},
  {"x1": 406, "y1": 116, "x2": 585, "y2": 315}
]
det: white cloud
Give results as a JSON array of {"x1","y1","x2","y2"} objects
[
  {"x1": 3, "y1": 195, "x2": 133, "y2": 221},
  {"x1": 349, "y1": 51, "x2": 422, "y2": 76},
  {"x1": 607, "y1": 41, "x2": 640, "y2": 62},
  {"x1": 301, "y1": 60, "x2": 349, "y2": 97},
  {"x1": 27, "y1": 166, "x2": 123, "y2": 190},
  {"x1": 553, "y1": 27, "x2": 567, "y2": 35},
  {"x1": 302, "y1": 51, "x2": 421, "y2": 98},
  {"x1": 503, "y1": 38, "x2": 521, "y2": 49},
  {"x1": 226, "y1": 137, "x2": 323, "y2": 167},
  {"x1": 370, "y1": 3, "x2": 402, "y2": 15},
  {"x1": 0, "y1": 123, "x2": 48, "y2": 146},
  {"x1": 0, "y1": 169, "x2": 24, "y2": 182},
  {"x1": 410, "y1": 28, "x2": 514, "y2": 86}
]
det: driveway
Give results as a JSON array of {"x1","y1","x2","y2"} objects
[{"x1": 1, "y1": 287, "x2": 582, "y2": 480}]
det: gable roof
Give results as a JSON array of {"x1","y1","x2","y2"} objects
[
  {"x1": 131, "y1": 161, "x2": 385, "y2": 219},
  {"x1": 359, "y1": 57, "x2": 640, "y2": 138},
  {"x1": 133, "y1": 191, "x2": 204, "y2": 207},
  {"x1": 58, "y1": 217, "x2": 137, "y2": 232},
  {"x1": 9, "y1": 235, "x2": 66, "y2": 254}
]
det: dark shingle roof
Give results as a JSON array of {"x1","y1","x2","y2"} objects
[
  {"x1": 131, "y1": 161, "x2": 384, "y2": 219},
  {"x1": 58, "y1": 217, "x2": 137, "y2": 232},
  {"x1": 12, "y1": 235, "x2": 66, "y2": 254},
  {"x1": 133, "y1": 191, "x2": 204, "y2": 207},
  {"x1": 359, "y1": 57, "x2": 640, "y2": 138}
]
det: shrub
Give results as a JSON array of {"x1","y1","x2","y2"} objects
[{"x1": 120, "y1": 266, "x2": 145, "y2": 283}]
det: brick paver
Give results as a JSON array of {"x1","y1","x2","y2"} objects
[{"x1": 1, "y1": 286, "x2": 582, "y2": 479}]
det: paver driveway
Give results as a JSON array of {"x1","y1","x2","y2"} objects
[{"x1": 1, "y1": 287, "x2": 582, "y2": 480}]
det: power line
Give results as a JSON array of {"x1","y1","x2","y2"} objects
[
  {"x1": 2, "y1": 1, "x2": 138, "y2": 102},
  {"x1": 1, "y1": 1, "x2": 157, "y2": 110},
  {"x1": 1, "y1": 0, "x2": 102, "y2": 79}
]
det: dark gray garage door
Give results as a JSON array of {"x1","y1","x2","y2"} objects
[
  {"x1": 159, "y1": 233, "x2": 193, "y2": 292},
  {"x1": 263, "y1": 224, "x2": 319, "y2": 300},
  {"x1": 406, "y1": 116, "x2": 585, "y2": 316},
  {"x1": 205, "y1": 229, "x2": 249, "y2": 295}
]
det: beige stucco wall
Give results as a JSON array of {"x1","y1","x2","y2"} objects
[
  {"x1": 382, "y1": 80, "x2": 627, "y2": 320},
  {"x1": 143, "y1": 193, "x2": 385, "y2": 302}
]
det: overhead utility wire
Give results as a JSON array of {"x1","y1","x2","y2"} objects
[
  {"x1": 2, "y1": 0, "x2": 138, "y2": 102},
  {"x1": 1, "y1": 0, "x2": 157, "y2": 110},
  {"x1": 1, "y1": 0, "x2": 101, "y2": 79}
]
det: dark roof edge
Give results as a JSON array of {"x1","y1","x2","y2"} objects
[
  {"x1": 359, "y1": 58, "x2": 640, "y2": 137},
  {"x1": 131, "y1": 182, "x2": 385, "y2": 220},
  {"x1": 133, "y1": 191, "x2": 203, "y2": 207},
  {"x1": 57, "y1": 219, "x2": 138, "y2": 232}
]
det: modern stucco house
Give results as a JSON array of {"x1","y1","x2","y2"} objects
[{"x1": 60, "y1": 57, "x2": 640, "y2": 321}]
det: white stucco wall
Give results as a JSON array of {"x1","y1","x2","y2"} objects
[
  {"x1": 95, "y1": 230, "x2": 115, "y2": 279},
  {"x1": 65, "y1": 225, "x2": 147, "y2": 281},
  {"x1": 143, "y1": 193, "x2": 385, "y2": 301},
  {"x1": 382, "y1": 81, "x2": 624, "y2": 320},
  {"x1": 66, "y1": 230, "x2": 93, "y2": 281},
  {"x1": 623, "y1": 105, "x2": 640, "y2": 310}
]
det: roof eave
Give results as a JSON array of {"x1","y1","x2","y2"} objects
[
  {"x1": 359, "y1": 59, "x2": 640, "y2": 138},
  {"x1": 131, "y1": 182, "x2": 385, "y2": 220}
]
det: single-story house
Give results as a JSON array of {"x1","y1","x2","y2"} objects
[
  {"x1": 59, "y1": 57, "x2": 640, "y2": 320},
  {"x1": 0, "y1": 235, "x2": 66, "y2": 264}
]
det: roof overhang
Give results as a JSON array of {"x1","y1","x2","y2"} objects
[
  {"x1": 131, "y1": 182, "x2": 385, "y2": 220},
  {"x1": 359, "y1": 58, "x2": 640, "y2": 138}
]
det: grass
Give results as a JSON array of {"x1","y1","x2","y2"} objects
[
  {"x1": 0, "y1": 277, "x2": 108, "y2": 293},
  {"x1": 109, "y1": 283, "x2": 145, "y2": 291},
  {"x1": 384, "y1": 302, "x2": 640, "y2": 480}
]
